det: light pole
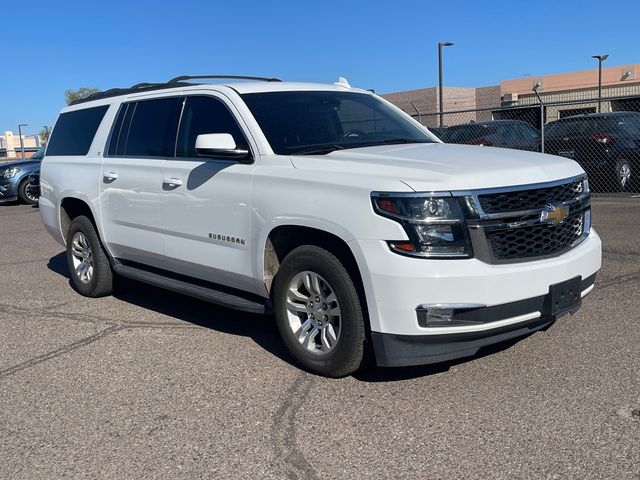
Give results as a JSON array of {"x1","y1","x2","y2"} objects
[
  {"x1": 438, "y1": 41, "x2": 454, "y2": 128},
  {"x1": 18, "y1": 123, "x2": 28, "y2": 158},
  {"x1": 532, "y1": 83, "x2": 544, "y2": 153},
  {"x1": 592, "y1": 54, "x2": 608, "y2": 112},
  {"x1": 43, "y1": 125, "x2": 50, "y2": 145}
]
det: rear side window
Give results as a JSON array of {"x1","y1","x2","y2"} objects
[
  {"x1": 46, "y1": 105, "x2": 109, "y2": 156},
  {"x1": 546, "y1": 120, "x2": 574, "y2": 138},
  {"x1": 123, "y1": 98, "x2": 182, "y2": 157},
  {"x1": 176, "y1": 96, "x2": 247, "y2": 157}
]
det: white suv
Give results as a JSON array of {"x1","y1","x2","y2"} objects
[{"x1": 40, "y1": 75, "x2": 602, "y2": 377}]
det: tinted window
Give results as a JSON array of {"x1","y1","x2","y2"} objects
[
  {"x1": 518, "y1": 123, "x2": 540, "y2": 139},
  {"x1": 46, "y1": 105, "x2": 109, "y2": 156},
  {"x1": 176, "y1": 96, "x2": 247, "y2": 157},
  {"x1": 124, "y1": 98, "x2": 182, "y2": 157},
  {"x1": 241, "y1": 91, "x2": 432, "y2": 155},
  {"x1": 445, "y1": 124, "x2": 494, "y2": 143},
  {"x1": 107, "y1": 103, "x2": 128, "y2": 156},
  {"x1": 545, "y1": 120, "x2": 576, "y2": 138}
]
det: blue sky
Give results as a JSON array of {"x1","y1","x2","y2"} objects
[{"x1": 1, "y1": 0, "x2": 639, "y2": 135}]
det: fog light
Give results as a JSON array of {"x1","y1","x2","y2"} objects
[
  {"x1": 416, "y1": 304, "x2": 486, "y2": 327},
  {"x1": 417, "y1": 307, "x2": 454, "y2": 327}
]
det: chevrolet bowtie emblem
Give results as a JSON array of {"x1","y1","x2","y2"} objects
[{"x1": 540, "y1": 204, "x2": 569, "y2": 224}]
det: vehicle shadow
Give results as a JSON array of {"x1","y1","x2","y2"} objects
[
  {"x1": 47, "y1": 251, "x2": 535, "y2": 382},
  {"x1": 46, "y1": 252, "x2": 292, "y2": 366}
]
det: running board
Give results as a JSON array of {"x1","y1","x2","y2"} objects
[{"x1": 113, "y1": 264, "x2": 270, "y2": 314}]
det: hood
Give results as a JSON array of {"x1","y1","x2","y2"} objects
[
  {"x1": 290, "y1": 143, "x2": 584, "y2": 191},
  {"x1": 0, "y1": 158, "x2": 41, "y2": 169}
]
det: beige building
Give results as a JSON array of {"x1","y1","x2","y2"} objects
[
  {"x1": 382, "y1": 63, "x2": 640, "y2": 128},
  {"x1": 0, "y1": 131, "x2": 41, "y2": 159}
]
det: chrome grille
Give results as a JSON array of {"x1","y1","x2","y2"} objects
[
  {"x1": 478, "y1": 179, "x2": 583, "y2": 214},
  {"x1": 486, "y1": 215, "x2": 584, "y2": 260},
  {"x1": 463, "y1": 175, "x2": 591, "y2": 264}
]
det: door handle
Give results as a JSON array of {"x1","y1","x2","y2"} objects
[
  {"x1": 162, "y1": 178, "x2": 183, "y2": 189},
  {"x1": 103, "y1": 172, "x2": 118, "y2": 182}
]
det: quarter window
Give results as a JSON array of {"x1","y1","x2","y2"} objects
[{"x1": 46, "y1": 105, "x2": 109, "y2": 156}]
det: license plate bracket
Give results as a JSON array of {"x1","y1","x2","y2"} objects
[{"x1": 549, "y1": 276, "x2": 582, "y2": 316}]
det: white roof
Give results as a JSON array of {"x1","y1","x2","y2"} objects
[{"x1": 224, "y1": 81, "x2": 356, "y2": 94}]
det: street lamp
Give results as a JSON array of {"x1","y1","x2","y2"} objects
[
  {"x1": 592, "y1": 54, "x2": 608, "y2": 113},
  {"x1": 43, "y1": 125, "x2": 50, "y2": 146},
  {"x1": 438, "y1": 41, "x2": 454, "y2": 128},
  {"x1": 18, "y1": 123, "x2": 28, "y2": 158},
  {"x1": 532, "y1": 83, "x2": 544, "y2": 153}
]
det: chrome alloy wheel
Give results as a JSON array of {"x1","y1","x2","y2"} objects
[
  {"x1": 285, "y1": 271, "x2": 342, "y2": 355},
  {"x1": 70, "y1": 232, "x2": 94, "y2": 284},
  {"x1": 619, "y1": 162, "x2": 631, "y2": 189}
]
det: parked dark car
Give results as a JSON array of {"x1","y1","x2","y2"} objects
[
  {"x1": 428, "y1": 127, "x2": 449, "y2": 141},
  {"x1": 544, "y1": 112, "x2": 640, "y2": 191},
  {"x1": 435, "y1": 120, "x2": 541, "y2": 152},
  {"x1": 0, "y1": 148, "x2": 44, "y2": 204}
]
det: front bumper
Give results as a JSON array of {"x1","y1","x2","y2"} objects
[
  {"x1": 350, "y1": 228, "x2": 601, "y2": 366},
  {"x1": 0, "y1": 181, "x2": 18, "y2": 202},
  {"x1": 372, "y1": 275, "x2": 595, "y2": 367}
]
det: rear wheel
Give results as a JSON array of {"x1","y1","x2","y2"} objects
[
  {"x1": 18, "y1": 179, "x2": 38, "y2": 204},
  {"x1": 615, "y1": 160, "x2": 632, "y2": 191},
  {"x1": 272, "y1": 245, "x2": 367, "y2": 377},
  {"x1": 66, "y1": 216, "x2": 113, "y2": 297}
]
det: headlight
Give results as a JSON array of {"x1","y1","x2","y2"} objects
[
  {"x1": 1, "y1": 167, "x2": 20, "y2": 179},
  {"x1": 372, "y1": 193, "x2": 472, "y2": 258}
]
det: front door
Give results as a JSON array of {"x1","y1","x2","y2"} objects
[{"x1": 160, "y1": 94, "x2": 255, "y2": 292}]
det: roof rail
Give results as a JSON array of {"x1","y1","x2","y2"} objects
[
  {"x1": 69, "y1": 75, "x2": 282, "y2": 106},
  {"x1": 167, "y1": 75, "x2": 282, "y2": 83}
]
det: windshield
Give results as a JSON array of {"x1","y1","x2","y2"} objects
[
  {"x1": 241, "y1": 91, "x2": 434, "y2": 155},
  {"x1": 30, "y1": 148, "x2": 45, "y2": 160}
]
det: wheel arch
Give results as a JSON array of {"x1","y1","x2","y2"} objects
[
  {"x1": 259, "y1": 222, "x2": 374, "y2": 327},
  {"x1": 58, "y1": 195, "x2": 100, "y2": 245}
]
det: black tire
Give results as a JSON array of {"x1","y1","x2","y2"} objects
[
  {"x1": 18, "y1": 179, "x2": 38, "y2": 205},
  {"x1": 614, "y1": 159, "x2": 632, "y2": 192},
  {"x1": 272, "y1": 245, "x2": 368, "y2": 377},
  {"x1": 66, "y1": 215, "x2": 113, "y2": 297}
]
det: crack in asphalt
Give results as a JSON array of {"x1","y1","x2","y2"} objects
[
  {"x1": 0, "y1": 325, "x2": 124, "y2": 379},
  {"x1": 2, "y1": 257, "x2": 53, "y2": 266},
  {"x1": 0, "y1": 228, "x2": 48, "y2": 236},
  {"x1": 271, "y1": 373, "x2": 320, "y2": 480},
  {"x1": 0, "y1": 301, "x2": 202, "y2": 380},
  {"x1": 595, "y1": 271, "x2": 640, "y2": 290}
]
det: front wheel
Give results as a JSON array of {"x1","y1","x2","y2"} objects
[
  {"x1": 18, "y1": 179, "x2": 38, "y2": 204},
  {"x1": 272, "y1": 245, "x2": 368, "y2": 377}
]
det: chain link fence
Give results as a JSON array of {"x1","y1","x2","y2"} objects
[{"x1": 409, "y1": 95, "x2": 640, "y2": 195}]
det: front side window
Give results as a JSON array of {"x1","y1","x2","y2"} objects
[
  {"x1": 47, "y1": 105, "x2": 109, "y2": 156},
  {"x1": 176, "y1": 96, "x2": 247, "y2": 157},
  {"x1": 241, "y1": 91, "x2": 433, "y2": 155}
]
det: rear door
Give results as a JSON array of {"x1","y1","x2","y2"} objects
[
  {"x1": 100, "y1": 96, "x2": 182, "y2": 265},
  {"x1": 160, "y1": 93, "x2": 256, "y2": 292}
]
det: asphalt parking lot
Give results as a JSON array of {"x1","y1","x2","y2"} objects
[{"x1": 1, "y1": 198, "x2": 638, "y2": 479}]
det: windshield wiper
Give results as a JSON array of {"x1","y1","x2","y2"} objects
[{"x1": 295, "y1": 145, "x2": 345, "y2": 155}]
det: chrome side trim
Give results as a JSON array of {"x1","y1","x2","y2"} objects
[
  {"x1": 416, "y1": 303, "x2": 486, "y2": 310},
  {"x1": 416, "y1": 311, "x2": 542, "y2": 335},
  {"x1": 451, "y1": 173, "x2": 586, "y2": 197}
]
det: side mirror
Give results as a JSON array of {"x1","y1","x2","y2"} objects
[{"x1": 195, "y1": 133, "x2": 252, "y2": 162}]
